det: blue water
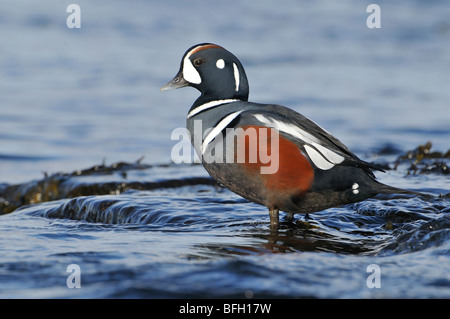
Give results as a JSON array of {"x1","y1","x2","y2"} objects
[{"x1": 1, "y1": 0, "x2": 449, "y2": 298}]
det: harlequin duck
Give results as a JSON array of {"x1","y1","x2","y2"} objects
[{"x1": 161, "y1": 43, "x2": 423, "y2": 229}]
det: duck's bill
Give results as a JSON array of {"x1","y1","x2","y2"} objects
[{"x1": 160, "y1": 71, "x2": 189, "y2": 92}]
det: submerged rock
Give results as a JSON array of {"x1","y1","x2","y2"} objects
[
  {"x1": 394, "y1": 141, "x2": 449, "y2": 175},
  {"x1": 0, "y1": 161, "x2": 215, "y2": 215},
  {"x1": 1, "y1": 142, "x2": 448, "y2": 216}
]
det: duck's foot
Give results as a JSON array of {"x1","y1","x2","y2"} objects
[
  {"x1": 295, "y1": 213, "x2": 319, "y2": 230},
  {"x1": 284, "y1": 213, "x2": 311, "y2": 223},
  {"x1": 285, "y1": 212, "x2": 294, "y2": 223}
]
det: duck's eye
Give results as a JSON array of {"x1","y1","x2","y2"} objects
[{"x1": 193, "y1": 58, "x2": 204, "y2": 67}]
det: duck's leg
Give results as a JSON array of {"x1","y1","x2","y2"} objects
[{"x1": 269, "y1": 208, "x2": 279, "y2": 230}]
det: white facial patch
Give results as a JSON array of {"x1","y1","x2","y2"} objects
[
  {"x1": 233, "y1": 63, "x2": 240, "y2": 92},
  {"x1": 252, "y1": 114, "x2": 345, "y2": 170},
  {"x1": 183, "y1": 55, "x2": 201, "y2": 84},
  {"x1": 202, "y1": 111, "x2": 243, "y2": 154},
  {"x1": 216, "y1": 59, "x2": 225, "y2": 69}
]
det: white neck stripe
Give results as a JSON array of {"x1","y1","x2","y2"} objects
[
  {"x1": 233, "y1": 63, "x2": 240, "y2": 92},
  {"x1": 187, "y1": 99, "x2": 240, "y2": 119}
]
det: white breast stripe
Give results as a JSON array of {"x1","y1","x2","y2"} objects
[
  {"x1": 233, "y1": 63, "x2": 240, "y2": 92},
  {"x1": 253, "y1": 114, "x2": 345, "y2": 170},
  {"x1": 202, "y1": 111, "x2": 243, "y2": 154},
  {"x1": 187, "y1": 99, "x2": 239, "y2": 119}
]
